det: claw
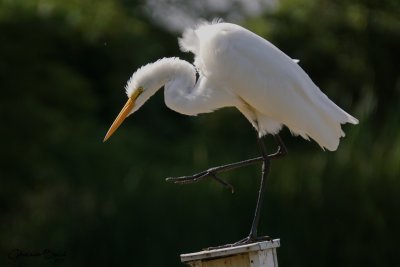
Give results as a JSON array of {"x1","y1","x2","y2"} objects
[
  {"x1": 210, "y1": 173, "x2": 235, "y2": 193},
  {"x1": 203, "y1": 235, "x2": 271, "y2": 250},
  {"x1": 166, "y1": 171, "x2": 235, "y2": 193},
  {"x1": 165, "y1": 171, "x2": 210, "y2": 184}
]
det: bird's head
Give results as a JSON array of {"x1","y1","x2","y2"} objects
[
  {"x1": 103, "y1": 63, "x2": 162, "y2": 142},
  {"x1": 103, "y1": 57, "x2": 195, "y2": 142}
]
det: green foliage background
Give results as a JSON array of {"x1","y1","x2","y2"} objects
[{"x1": 1, "y1": 0, "x2": 399, "y2": 266}]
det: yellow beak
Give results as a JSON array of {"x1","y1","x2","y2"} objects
[{"x1": 103, "y1": 97, "x2": 135, "y2": 142}]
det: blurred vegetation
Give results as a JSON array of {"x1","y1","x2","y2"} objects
[{"x1": 0, "y1": 0, "x2": 399, "y2": 266}]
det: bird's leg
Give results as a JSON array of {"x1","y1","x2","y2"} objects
[
  {"x1": 165, "y1": 157, "x2": 264, "y2": 186},
  {"x1": 233, "y1": 136, "x2": 271, "y2": 245},
  {"x1": 203, "y1": 134, "x2": 288, "y2": 250},
  {"x1": 166, "y1": 134, "x2": 287, "y2": 190},
  {"x1": 210, "y1": 173, "x2": 235, "y2": 193},
  {"x1": 270, "y1": 134, "x2": 287, "y2": 159}
]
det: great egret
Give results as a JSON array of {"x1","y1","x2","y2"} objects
[{"x1": 104, "y1": 20, "x2": 358, "y2": 245}]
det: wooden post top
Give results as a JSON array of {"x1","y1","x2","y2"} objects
[{"x1": 180, "y1": 239, "x2": 280, "y2": 267}]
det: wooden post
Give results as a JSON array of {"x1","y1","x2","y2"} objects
[{"x1": 180, "y1": 239, "x2": 280, "y2": 267}]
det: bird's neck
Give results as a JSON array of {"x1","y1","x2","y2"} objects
[
  {"x1": 152, "y1": 58, "x2": 205, "y2": 115},
  {"x1": 126, "y1": 57, "x2": 196, "y2": 97},
  {"x1": 125, "y1": 58, "x2": 197, "y2": 115}
]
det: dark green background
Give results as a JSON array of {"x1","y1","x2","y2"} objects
[{"x1": 1, "y1": 0, "x2": 399, "y2": 266}]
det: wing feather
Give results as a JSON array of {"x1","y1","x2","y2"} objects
[{"x1": 192, "y1": 23, "x2": 358, "y2": 150}]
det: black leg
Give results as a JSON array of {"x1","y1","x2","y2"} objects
[
  {"x1": 231, "y1": 136, "x2": 271, "y2": 246},
  {"x1": 166, "y1": 134, "x2": 286, "y2": 186},
  {"x1": 249, "y1": 136, "x2": 270, "y2": 238},
  {"x1": 166, "y1": 134, "x2": 287, "y2": 247},
  {"x1": 165, "y1": 157, "x2": 264, "y2": 185},
  {"x1": 271, "y1": 134, "x2": 287, "y2": 159},
  {"x1": 232, "y1": 134, "x2": 288, "y2": 246}
]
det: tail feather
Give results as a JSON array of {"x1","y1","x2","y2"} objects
[
  {"x1": 307, "y1": 101, "x2": 357, "y2": 151},
  {"x1": 286, "y1": 93, "x2": 358, "y2": 151},
  {"x1": 302, "y1": 86, "x2": 358, "y2": 150}
]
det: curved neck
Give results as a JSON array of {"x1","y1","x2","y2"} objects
[
  {"x1": 126, "y1": 57, "x2": 234, "y2": 117},
  {"x1": 126, "y1": 57, "x2": 196, "y2": 97},
  {"x1": 149, "y1": 58, "x2": 197, "y2": 93}
]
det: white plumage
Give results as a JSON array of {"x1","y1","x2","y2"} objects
[{"x1": 105, "y1": 20, "x2": 358, "y2": 151}]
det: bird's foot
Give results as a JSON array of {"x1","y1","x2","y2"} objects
[
  {"x1": 232, "y1": 235, "x2": 271, "y2": 246},
  {"x1": 166, "y1": 169, "x2": 235, "y2": 193},
  {"x1": 166, "y1": 157, "x2": 268, "y2": 193},
  {"x1": 203, "y1": 235, "x2": 271, "y2": 250}
]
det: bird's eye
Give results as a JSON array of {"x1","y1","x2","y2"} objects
[{"x1": 131, "y1": 87, "x2": 144, "y2": 100}]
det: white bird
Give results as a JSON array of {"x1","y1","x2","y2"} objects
[{"x1": 104, "y1": 20, "x2": 358, "y2": 245}]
